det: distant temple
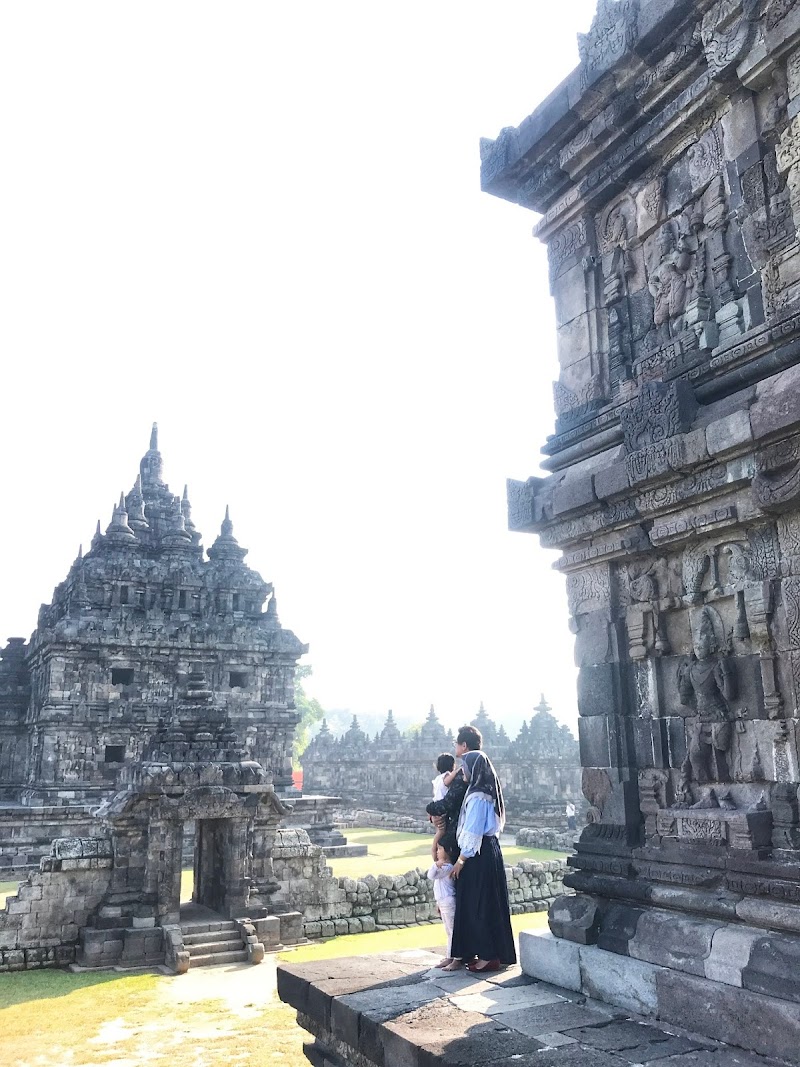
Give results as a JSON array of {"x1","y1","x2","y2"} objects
[{"x1": 301, "y1": 696, "x2": 582, "y2": 825}]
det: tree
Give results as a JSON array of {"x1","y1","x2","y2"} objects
[{"x1": 292, "y1": 664, "x2": 326, "y2": 767}]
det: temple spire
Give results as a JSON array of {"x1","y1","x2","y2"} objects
[
  {"x1": 105, "y1": 492, "x2": 137, "y2": 544},
  {"x1": 140, "y1": 421, "x2": 164, "y2": 490},
  {"x1": 207, "y1": 505, "x2": 247, "y2": 562}
]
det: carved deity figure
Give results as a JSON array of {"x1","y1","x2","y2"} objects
[
  {"x1": 678, "y1": 610, "x2": 736, "y2": 784},
  {"x1": 648, "y1": 224, "x2": 693, "y2": 335}
]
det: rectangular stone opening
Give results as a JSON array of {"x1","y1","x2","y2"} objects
[
  {"x1": 111, "y1": 667, "x2": 134, "y2": 685},
  {"x1": 229, "y1": 671, "x2": 248, "y2": 689},
  {"x1": 104, "y1": 744, "x2": 125, "y2": 763},
  {"x1": 119, "y1": 585, "x2": 129, "y2": 605}
]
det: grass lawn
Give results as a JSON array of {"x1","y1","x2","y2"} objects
[
  {"x1": 0, "y1": 911, "x2": 548, "y2": 1066},
  {"x1": 327, "y1": 826, "x2": 566, "y2": 879},
  {"x1": 0, "y1": 879, "x2": 17, "y2": 910}
]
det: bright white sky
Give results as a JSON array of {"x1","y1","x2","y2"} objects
[{"x1": 0, "y1": 2, "x2": 598, "y2": 739}]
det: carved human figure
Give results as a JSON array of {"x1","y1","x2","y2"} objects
[
  {"x1": 648, "y1": 224, "x2": 692, "y2": 335},
  {"x1": 678, "y1": 611, "x2": 736, "y2": 784}
]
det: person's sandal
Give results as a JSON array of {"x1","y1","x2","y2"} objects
[{"x1": 466, "y1": 959, "x2": 501, "y2": 972}]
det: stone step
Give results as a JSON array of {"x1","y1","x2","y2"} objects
[
  {"x1": 188, "y1": 938, "x2": 244, "y2": 956},
  {"x1": 180, "y1": 920, "x2": 237, "y2": 936},
  {"x1": 190, "y1": 948, "x2": 249, "y2": 967},
  {"x1": 183, "y1": 928, "x2": 241, "y2": 946}
]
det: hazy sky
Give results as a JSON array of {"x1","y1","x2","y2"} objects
[{"x1": 0, "y1": 2, "x2": 598, "y2": 738}]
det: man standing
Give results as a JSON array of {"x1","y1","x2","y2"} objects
[{"x1": 566, "y1": 801, "x2": 577, "y2": 832}]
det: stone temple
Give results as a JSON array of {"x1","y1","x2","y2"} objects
[
  {"x1": 302, "y1": 698, "x2": 582, "y2": 828},
  {"x1": 0, "y1": 426, "x2": 313, "y2": 970}
]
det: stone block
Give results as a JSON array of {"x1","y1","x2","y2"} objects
[
  {"x1": 552, "y1": 473, "x2": 595, "y2": 517},
  {"x1": 549, "y1": 895, "x2": 600, "y2": 945},
  {"x1": 704, "y1": 924, "x2": 764, "y2": 988},
  {"x1": 705, "y1": 410, "x2": 753, "y2": 457},
  {"x1": 750, "y1": 364, "x2": 800, "y2": 440},
  {"x1": 519, "y1": 929, "x2": 581, "y2": 989},
  {"x1": 656, "y1": 969, "x2": 800, "y2": 1063},
  {"x1": 735, "y1": 898, "x2": 800, "y2": 934},
  {"x1": 593, "y1": 462, "x2": 630, "y2": 500},
  {"x1": 494, "y1": 999, "x2": 612, "y2": 1038},
  {"x1": 742, "y1": 934, "x2": 800, "y2": 1003},
  {"x1": 578, "y1": 944, "x2": 661, "y2": 1015},
  {"x1": 596, "y1": 903, "x2": 643, "y2": 955},
  {"x1": 628, "y1": 911, "x2": 720, "y2": 976},
  {"x1": 578, "y1": 714, "x2": 614, "y2": 767},
  {"x1": 577, "y1": 668, "x2": 618, "y2": 723}
]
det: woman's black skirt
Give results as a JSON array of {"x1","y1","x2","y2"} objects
[{"x1": 450, "y1": 835, "x2": 516, "y2": 964}]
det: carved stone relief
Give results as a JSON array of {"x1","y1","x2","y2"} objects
[{"x1": 578, "y1": 0, "x2": 640, "y2": 86}]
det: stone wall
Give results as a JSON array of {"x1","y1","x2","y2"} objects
[
  {"x1": 0, "y1": 837, "x2": 115, "y2": 972},
  {"x1": 516, "y1": 827, "x2": 575, "y2": 853},
  {"x1": 334, "y1": 808, "x2": 434, "y2": 834},
  {"x1": 271, "y1": 828, "x2": 568, "y2": 939},
  {"x1": 483, "y1": 0, "x2": 800, "y2": 1054},
  {"x1": 0, "y1": 804, "x2": 101, "y2": 875}
]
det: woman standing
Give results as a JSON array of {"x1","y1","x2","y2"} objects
[{"x1": 448, "y1": 724, "x2": 516, "y2": 972}]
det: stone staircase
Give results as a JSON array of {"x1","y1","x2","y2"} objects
[{"x1": 180, "y1": 918, "x2": 248, "y2": 967}]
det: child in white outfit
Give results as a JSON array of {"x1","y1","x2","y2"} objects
[
  {"x1": 431, "y1": 752, "x2": 458, "y2": 801},
  {"x1": 427, "y1": 837, "x2": 459, "y2": 967}
]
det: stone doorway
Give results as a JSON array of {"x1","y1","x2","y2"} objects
[{"x1": 193, "y1": 818, "x2": 228, "y2": 914}]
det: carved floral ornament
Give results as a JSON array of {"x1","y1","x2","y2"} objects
[
  {"x1": 701, "y1": 0, "x2": 760, "y2": 80},
  {"x1": 753, "y1": 436, "x2": 800, "y2": 513},
  {"x1": 767, "y1": 0, "x2": 800, "y2": 31}
]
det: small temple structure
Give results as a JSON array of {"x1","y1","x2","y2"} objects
[{"x1": 0, "y1": 426, "x2": 311, "y2": 970}]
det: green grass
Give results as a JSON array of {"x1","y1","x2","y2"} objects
[
  {"x1": 0, "y1": 967, "x2": 304, "y2": 1066},
  {"x1": 0, "y1": 914, "x2": 549, "y2": 1067},
  {"x1": 327, "y1": 827, "x2": 566, "y2": 879},
  {"x1": 0, "y1": 879, "x2": 17, "y2": 910},
  {"x1": 278, "y1": 909, "x2": 549, "y2": 964}
]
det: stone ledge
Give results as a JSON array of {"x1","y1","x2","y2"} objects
[{"x1": 278, "y1": 951, "x2": 777, "y2": 1067}]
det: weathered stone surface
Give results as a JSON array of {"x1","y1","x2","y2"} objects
[
  {"x1": 656, "y1": 970, "x2": 800, "y2": 1063},
  {"x1": 578, "y1": 944, "x2": 662, "y2": 1016},
  {"x1": 483, "y1": 0, "x2": 800, "y2": 1055},
  {"x1": 549, "y1": 895, "x2": 600, "y2": 946},
  {"x1": 704, "y1": 925, "x2": 764, "y2": 988},
  {"x1": 494, "y1": 1000, "x2": 613, "y2": 1037}
]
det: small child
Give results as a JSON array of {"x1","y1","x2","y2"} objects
[
  {"x1": 426, "y1": 834, "x2": 459, "y2": 968},
  {"x1": 432, "y1": 753, "x2": 458, "y2": 801}
]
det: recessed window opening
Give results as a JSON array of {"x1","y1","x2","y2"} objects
[
  {"x1": 229, "y1": 671, "x2": 248, "y2": 689},
  {"x1": 111, "y1": 667, "x2": 134, "y2": 685},
  {"x1": 119, "y1": 585, "x2": 129, "y2": 605},
  {"x1": 135, "y1": 588, "x2": 145, "y2": 607},
  {"x1": 232, "y1": 594, "x2": 240, "y2": 611},
  {"x1": 104, "y1": 744, "x2": 125, "y2": 763},
  {"x1": 178, "y1": 591, "x2": 187, "y2": 609}
]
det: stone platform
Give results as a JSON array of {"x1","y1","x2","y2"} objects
[{"x1": 277, "y1": 950, "x2": 786, "y2": 1067}]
